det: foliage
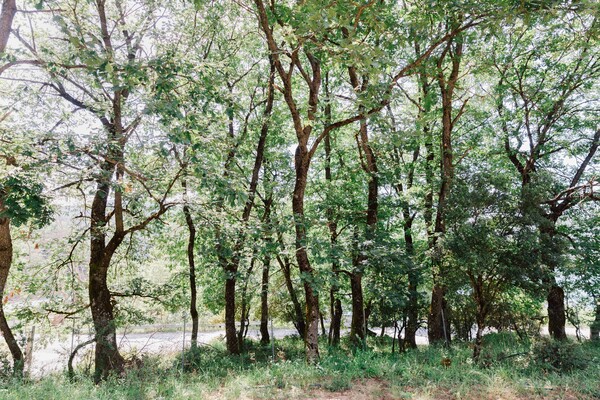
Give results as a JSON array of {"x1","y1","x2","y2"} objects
[{"x1": 531, "y1": 338, "x2": 591, "y2": 373}]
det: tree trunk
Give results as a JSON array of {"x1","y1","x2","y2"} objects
[
  {"x1": 346, "y1": 69, "x2": 378, "y2": 349},
  {"x1": 224, "y1": 267, "x2": 239, "y2": 354},
  {"x1": 0, "y1": 0, "x2": 16, "y2": 55},
  {"x1": 590, "y1": 299, "x2": 600, "y2": 341},
  {"x1": 237, "y1": 257, "x2": 255, "y2": 350},
  {"x1": 260, "y1": 254, "x2": 270, "y2": 344},
  {"x1": 540, "y1": 221, "x2": 567, "y2": 340},
  {"x1": 182, "y1": 192, "x2": 199, "y2": 349},
  {"x1": 349, "y1": 269, "x2": 365, "y2": 347},
  {"x1": 473, "y1": 322, "x2": 484, "y2": 362},
  {"x1": 330, "y1": 299, "x2": 342, "y2": 346},
  {"x1": 278, "y1": 254, "x2": 306, "y2": 338},
  {"x1": 89, "y1": 174, "x2": 125, "y2": 382},
  {"x1": 547, "y1": 284, "x2": 567, "y2": 340},
  {"x1": 0, "y1": 211, "x2": 23, "y2": 376},
  {"x1": 427, "y1": 37, "x2": 463, "y2": 346},
  {"x1": 293, "y1": 146, "x2": 320, "y2": 363},
  {"x1": 403, "y1": 210, "x2": 418, "y2": 349},
  {"x1": 323, "y1": 83, "x2": 341, "y2": 347},
  {"x1": 428, "y1": 284, "x2": 451, "y2": 345}
]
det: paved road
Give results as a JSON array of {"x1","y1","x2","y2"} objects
[{"x1": 29, "y1": 327, "x2": 301, "y2": 376}]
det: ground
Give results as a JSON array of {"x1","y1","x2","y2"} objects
[{"x1": 1, "y1": 334, "x2": 599, "y2": 400}]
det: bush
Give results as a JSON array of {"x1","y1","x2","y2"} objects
[{"x1": 531, "y1": 338, "x2": 589, "y2": 373}]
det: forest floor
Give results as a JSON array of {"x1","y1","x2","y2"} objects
[{"x1": 1, "y1": 333, "x2": 599, "y2": 400}]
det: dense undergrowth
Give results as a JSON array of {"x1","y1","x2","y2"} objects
[{"x1": 1, "y1": 333, "x2": 599, "y2": 399}]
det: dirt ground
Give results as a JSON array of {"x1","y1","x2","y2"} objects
[{"x1": 223, "y1": 378, "x2": 594, "y2": 400}]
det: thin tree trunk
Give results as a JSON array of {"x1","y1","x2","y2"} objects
[
  {"x1": 324, "y1": 74, "x2": 342, "y2": 347},
  {"x1": 0, "y1": 209, "x2": 23, "y2": 376},
  {"x1": 182, "y1": 180, "x2": 199, "y2": 349},
  {"x1": 238, "y1": 256, "x2": 256, "y2": 350},
  {"x1": 331, "y1": 299, "x2": 342, "y2": 346},
  {"x1": 220, "y1": 57, "x2": 275, "y2": 355},
  {"x1": 428, "y1": 35, "x2": 463, "y2": 346},
  {"x1": 260, "y1": 173, "x2": 274, "y2": 345},
  {"x1": 277, "y1": 253, "x2": 306, "y2": 338},
  {"x1": 346, "y1": 66, "x2": 378, "y2": 348},
  {"x1": 404, "y1": 216, "x2": 419, "y2": 349},
  {"x1": 260, "y1": 253, "x2": 270, "y2": 344}
]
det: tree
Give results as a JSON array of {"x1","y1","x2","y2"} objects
[
  {"x1": 252, "y1": 0, "x2": 483, "y2": 361},
  {"x1": 0, "y1": 166, "x2": 51, "y2": 375},
  {"x1": 493, "y1": 10, "x2": 600, "y2": 339},
  {"x1": 5, "y1": 0, "x2": 187, "y2": 380}
]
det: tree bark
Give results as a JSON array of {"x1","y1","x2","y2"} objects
[
  {"x1": 0, "y1": 208, "x2": 23, "y2": 376},
  {"x1": 404, "y1": 214, "x2": 419, "y2": 349},
  {"x1": 428, "y1": 284, "x2": 450, "y2": 345},
  {"x1": 330, "y1": 299, "x2": 342, "y2": 346},
  {"x1": 547, "y1": 283, "x2": 567, "y2": 340},
  {"x1": 428, "y1": 35, "x2": 463, "y2": 346},
  {"x1": 323, "y1": 77, "x2": 341, "y2": 346},
  {"x1": 346, "y1": 65, "x2": 378, "y2": 348},
  {"x1": 182, "y1": 190, "x2": 199, "y2": 349},
  {"x1": 591, "y1": 299, "x2": 600, "y2": 341},
  {"x1": 259, "y1": 253, "x2": 270, "y2": 345},
  {"x1": 540, "y1": 221, "x2": 567, "y2": 340},
  {"x1": 89, "y1": 174, "x2": 126, "y2": 382},
  {"x1": 0, "y1": 0, "x2": 16, "y2": 54},
  {"x1": 349, "y1": 268, "x2": 365, "y2": 346},
  {"x1": 277, "y1": 252, "x2": 306, "y2": 339},
  {"x1": 293, "y1": 148, "x2": 320, "y2": 362}
]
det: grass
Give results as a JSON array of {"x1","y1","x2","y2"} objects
[{"x1": 1, "y1": 333, "x2": 599, "y2": 399}]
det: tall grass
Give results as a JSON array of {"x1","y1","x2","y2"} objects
[{"x1": 1, "y1": 334, "x2": 598, "y2": 399}]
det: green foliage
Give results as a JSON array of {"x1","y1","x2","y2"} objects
[
  {"x1": 531, "y1": 338, "x2": 591, "y2": 373},
  {"x1": 0, "y1": 173, "x2": 52, "y2": 227}
]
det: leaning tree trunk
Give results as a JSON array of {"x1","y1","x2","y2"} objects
[{"x1": 0, "y1": 211, "x2": 23, "y2": 376}]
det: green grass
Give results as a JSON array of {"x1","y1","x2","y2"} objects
[{"x1": 1, "y1": 334, "x2": 599, "y2": 399}]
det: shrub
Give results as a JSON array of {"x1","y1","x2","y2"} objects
[{"x1": 531, "y1": 338, "x2": 589, "y2": 373}]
